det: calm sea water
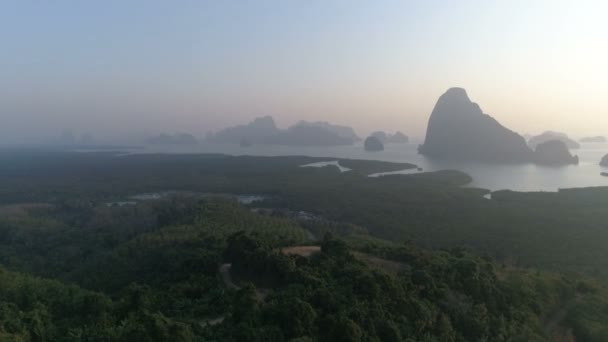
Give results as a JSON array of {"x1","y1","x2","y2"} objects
[{"x1": 115, "y1": 141, "x2": 608, "y2": 192}]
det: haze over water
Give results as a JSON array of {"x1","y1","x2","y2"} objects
[
  {"x1": 3, "y1": 1, "x2": 608, "y2": 192},
  {"x1": 106, "y1": 141, "x2": 607, "y2": 192}
]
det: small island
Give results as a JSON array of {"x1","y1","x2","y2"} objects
[
  {"x1": 529, "y1": 131, "x2": 580, "y2": 149},
  {"x1": 364, "y1": 136, "x2": 384, "y2": 152},
  {"x1": 534, "y1": 140, "x2": 579, "y2": 165}
]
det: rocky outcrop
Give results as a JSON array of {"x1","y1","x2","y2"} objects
[
  {"x1": 601, "y1": 154, "x2": 608, "y2": 167},
  {"x1": 580, "y1": 136, "x2": 606, "y2": 143},
  {"x1": 529, "y1": 131, "x2": 580, "y2": 149},
  {"x1": 364, "y1": 136, "x2": 384, "y2": 152},
  {"x1": 534, "y1": 140, "x2": 578, "y2": 165},
  {"x1": 419, "y1": 88, "x2": 533, "y2": 162}
]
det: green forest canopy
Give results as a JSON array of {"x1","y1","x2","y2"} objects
[{"x1": 1, "y1": 149, "x2": 608, "y2": 341}]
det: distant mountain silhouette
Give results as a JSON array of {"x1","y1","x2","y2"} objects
[
  {"x1": 528, "y1": 131, "x2": 580, "y2": 149},
  {"x1": 419, "y1": 88, "x2": 533, "y2": 162},
  {"x1": 534, "y1": 140, "x2": 578, "y2": 165},
  {"x1": 364, "y1": 136, "x2": 384, "y2": 152},
  {"x1": 387, "y1": 131, "x2": 409, "y2": 144},
  {"x1": 207, "y1": 116, "x2": 279, "y2": 144},
  {"x1": 265, "y1": 125, "x2": 353, "y2": 146},
  {"x1": 371, "y1": 131, "x2": 409, "y2": 144},
  {"x1": 292, "y1": 121, "x2": 360, "y2": 141},
  {"x1": 580, "y1": 136, "x2": 606, "y2": 143},
  {"x1": 208, "y1": 116, "x2": 355, "y2": 146},
  {"x1": 370, "y1": 131, "x2": 389, "y2": 143},
  {"x1": 147, "y1": 133, "x2": 198, "y2": 145}
]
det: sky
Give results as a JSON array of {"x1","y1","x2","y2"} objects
[{"x1": 1, "y1": 0, "x2": 607, "y2": 143}]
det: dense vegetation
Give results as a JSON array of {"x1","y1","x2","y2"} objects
[
  {"x1": 1, "y1": 198, "x2": 601, "y2": 341},
  {"x1": 1, "y1": 148, "x2": 608, "y2": 340}
]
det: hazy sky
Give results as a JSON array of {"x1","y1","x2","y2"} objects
[{"x1": 1, "y1": 0, "x2": 606, "y2": 143}]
